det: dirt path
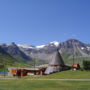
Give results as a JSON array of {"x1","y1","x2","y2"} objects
[
  {"x1": 30, "y1": 79, "x2": 90, "y2": 81},
  {"x1": 0, "y1": 78, "x2": 90, "y2": 81}
]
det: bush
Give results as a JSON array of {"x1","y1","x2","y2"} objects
[{"x1": 83, "y1": 60, "x2": 90, "y2": 70}]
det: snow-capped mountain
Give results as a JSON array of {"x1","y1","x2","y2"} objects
[
  {"x1": 49, "y1": 41, "x2": 60, "y2": 47},
  {"x1": 0, "y1": 43, "x2": 32, "y2": 63},
  {"x1": 0, "y1": 39, "x2": 90, "y2": 64},
  {"x1": 17, "y1": 41, "x2": 60, "y2": 49},
  {"x1": 16, "y1": 39, "x2": 90, "y2": 63}
]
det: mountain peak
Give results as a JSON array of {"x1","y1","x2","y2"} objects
[
  {"x1": 66, "y1": 39, "x2": 79, "y2": 42},
  {"x1": 50, "y1": 41, "x2": 60, "y2": 47}
]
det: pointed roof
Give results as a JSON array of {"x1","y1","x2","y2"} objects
[
  {"x1": 45, "y1": 50, "x2": 65, "y2": 74},
  {"x1": 49, "y1": 50, "x2": 65, "y2": 66}
]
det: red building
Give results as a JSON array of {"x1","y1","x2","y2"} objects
[{"x1": 9, "y1": 67, "x2": 46, "y2": 77}]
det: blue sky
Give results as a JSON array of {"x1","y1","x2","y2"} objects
[{"x1": 0, "y1": 0, "x2": 90, "y2": 45}]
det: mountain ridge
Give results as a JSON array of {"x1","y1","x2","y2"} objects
[{"x1": 0, "y1": 39, "x2": 90, "y2": 65}]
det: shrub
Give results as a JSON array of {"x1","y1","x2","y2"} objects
[{"x1": 83, "y1": 60, "x2": 90, "y2": 70}]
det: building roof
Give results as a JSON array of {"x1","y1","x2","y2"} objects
[
  {"x1": 49, "y1": 50, "x2": 65, "y2": 66},
  {"x1": 44, "y1": 66, "x2": 60, "y2": 74},
  {"x1": 45, "y1": 50, "x2": 65, "y2": 74}
]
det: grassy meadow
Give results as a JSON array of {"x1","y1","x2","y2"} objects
[
  {"x1": 0, "y1": 70, "x2": 90, "y2": 90},
  {"x1": 39, "y1": 70, "x2": 90, "y2": 79},
  {"x1": 0, "y1": 79, "x2": 90, "y2": 90},
  {"x1": 21, "y1": 70, "x2": 90, "y2": 79}
]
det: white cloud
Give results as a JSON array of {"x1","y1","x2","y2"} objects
[
  {"x1": 64, "y1": 33, "x2": 78, "y2": 38},
  {"x1": 71, "y1": 34, "x2": 77, "y2": 37}
]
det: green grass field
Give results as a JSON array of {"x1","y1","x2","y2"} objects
[
  {"x1": 0, "y1": 70, "x2": 90, "y2": 90},
  {"x1": 22, "y1": 70, "x2": 90, "y2": 79},
  {"x1": 39, "y1": 70, "x2": 90, "y2": 79},
  {"x1": 0, "y1": 79, "x2": 90, "y2": 90}
]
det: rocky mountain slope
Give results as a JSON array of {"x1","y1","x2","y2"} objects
[
  {"x1": 18, "y1": 39, "x2": 90, "y2": 64},
  {"x1": 0, "y1": 43, "x2": 32, "y2": 63},
  {"x1": 0, "y1": 39, "x2": 90, "y2": 65},
  {"x1": 0, "y1": 46, "x2": 17, "y2": 65}
]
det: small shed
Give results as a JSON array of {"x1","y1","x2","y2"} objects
[{"x1": 71, "y1": 64, "x2": 80, "y2": 70}]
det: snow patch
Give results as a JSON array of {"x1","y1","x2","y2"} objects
[
  {"x1": 87, "y1": 46, "x2": 90, "y2": 51},
  {"x1": 81, "y1": 47, "x2": 85, "y2": 50},
  {"x1": 17, "y1": 44, "x2": 34, "y2": 49},
  {"x1": 50, "y1": 41, "x2": 60, "y2": 47},
  {"x1": 36, "y1": 45, "x2": 45, "y2": 49}
]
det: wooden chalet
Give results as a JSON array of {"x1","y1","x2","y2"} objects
[{"x1": 8, "y1": 67, "x2": 46, "y2": 77}]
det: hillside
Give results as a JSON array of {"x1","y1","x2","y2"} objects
[
  {"x1": 0, "y1": 39, "x2": 90, "y2": 66},
  {"x1": 17, "y1": 39, "x2": 90, "y2": 65},
  {"x1": 1, "y1": 43, "x2": 32, "y2": 63},
  {"x1": 0, "y1": 46, "x2": 16, "y2": 66}
]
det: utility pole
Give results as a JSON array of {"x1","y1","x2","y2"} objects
[
  {"x1": 3, "y1": 63, "x2": 6, "y2": 78},
  {"x1": 75, "y1": 45, "x2": 78, "y2": 64},
  {"x1": 72, "y1": 40, "x2": 75, "y2": 65},
  {"x1": 73, "y1": 52, "x2": 75, "y2": 65},
  {"x1": 33, "y1": 58, "x2": 36, "y2": 75}
]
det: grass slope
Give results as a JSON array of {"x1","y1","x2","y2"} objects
[
  {"x1": 39, "y1": 70, "x2": 90, "y2": 79},
  {"x1": 0, "y1": 47, "x2": 31, "y2": 70},
  {"x1": 0, "y1": 80, "x2": 90, "y2": 90},
  {"x1": 22, "y1": 70, "x2": 90, "y2": 79},
  {"x1": 0, "y1": 47, "x2": 16, "y2": 65}
]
